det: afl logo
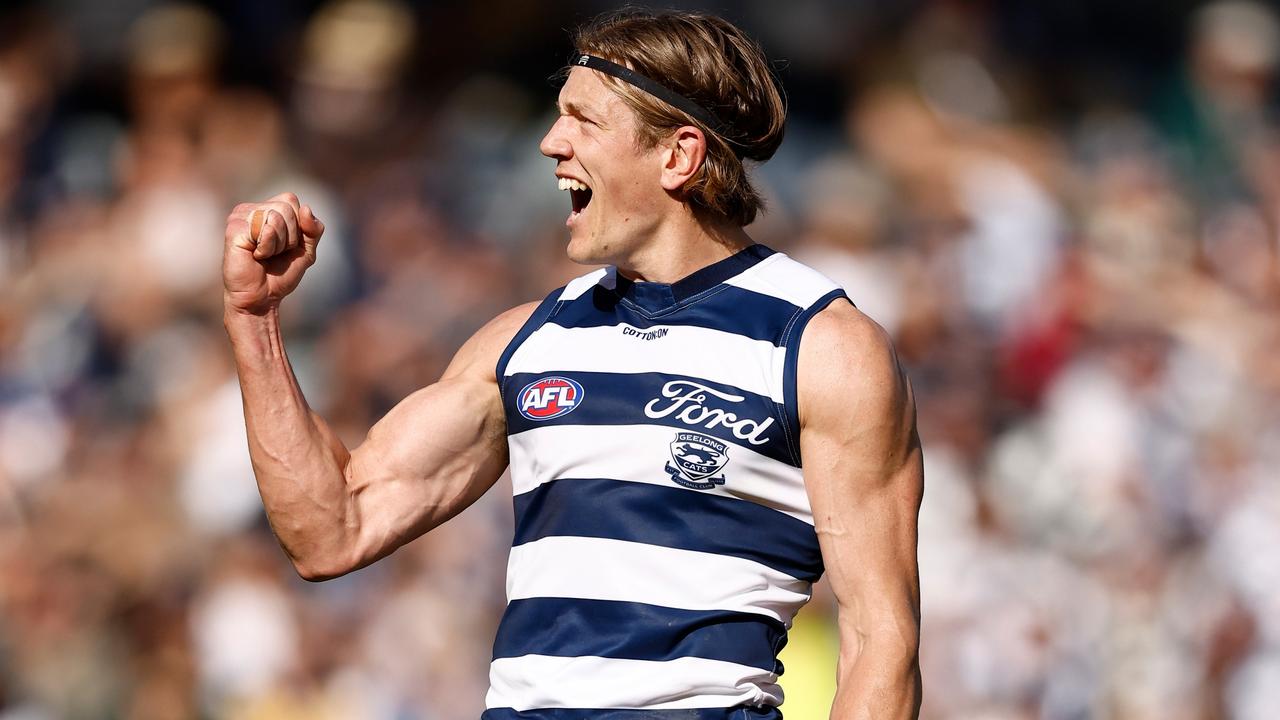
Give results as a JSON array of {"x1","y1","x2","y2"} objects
[{"x1": 517, "y1": 376, "x2": 584, "y2": 421}]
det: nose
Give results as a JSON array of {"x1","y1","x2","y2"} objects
[{"x1": 540, "y1": 115, "x2": 573, "y2": 160}]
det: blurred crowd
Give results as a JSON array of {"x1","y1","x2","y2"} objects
[{"x1": 2, "y1": 1, "x2": 1280, "y2": 718}]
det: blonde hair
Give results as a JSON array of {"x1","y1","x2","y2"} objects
[{"x1": 572, "y1": 10, "x2": 786, "y2": 226}]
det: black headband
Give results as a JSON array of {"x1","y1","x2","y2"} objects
[{"x1": 571, "y1": 53, "x2": 743, "y2": 153}]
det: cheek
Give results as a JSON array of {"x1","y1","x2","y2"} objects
[{"x1": 602, "y1": 172, "x2": 654, "y2": 213}]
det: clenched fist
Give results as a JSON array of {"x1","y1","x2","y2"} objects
[{"x1": 223, "y1": 192, "x2": 325, "y2": 315}]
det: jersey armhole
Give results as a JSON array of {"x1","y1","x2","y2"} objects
[
  {"x1": 494, "y1": 290, "x2": 565, "y2": 401},
  {"x1": 781, "y1": 289, "x2": 851, "y2": 467}
]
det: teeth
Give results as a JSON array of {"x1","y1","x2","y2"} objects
[{"x1": 558, "y1": 178, "x2": 589, "y2": 192}]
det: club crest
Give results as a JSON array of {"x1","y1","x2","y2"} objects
[{"x1": 666, "y1": 432, "x2": 729, "y2": 490}]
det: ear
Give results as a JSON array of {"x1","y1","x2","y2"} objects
[{"x1": 658, "y1": 125, "x2": 708, "y2": 192}]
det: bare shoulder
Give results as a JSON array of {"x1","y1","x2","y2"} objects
[
  {"x1": 796, "y1": 300, "x2": 911, "y2": 433},
  {"x1": 492, "y1": 300, "x2": 543, "y2": 332},
  {"x1": 441, "y1": 301, "x2": 541, "y2": 382}
]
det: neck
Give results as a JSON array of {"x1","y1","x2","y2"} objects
[{"x1": 615, "y1": 210, "x2": 755, "y2": 284}]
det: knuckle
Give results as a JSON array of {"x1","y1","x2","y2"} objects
[
  {"x1": 271, "y1": 191, "x2": 301, "y2": 208},
  {"x1": 269, "y1": 201, "x2": 296, "y2": 219}
]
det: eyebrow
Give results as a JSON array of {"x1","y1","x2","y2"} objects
[{"x1": 557, "y1": 100, "x2": 603, "y2": 124}]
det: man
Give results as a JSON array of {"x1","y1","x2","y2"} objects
[{"x1": 222, "y1": 10, "x2": 922, "y2": 719}]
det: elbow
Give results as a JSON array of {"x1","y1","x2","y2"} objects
[
  {"x1": 292, "y1": 561, "x2": 346, "y2": 583},
  {"x1": 876, "y1": 619, "x2": 921, "y2": 670},
  {"x1": 841, "y1": 616, "x2": 920, "y2": 673},
  {"x1": 286, "y1": 548, "x2": 362, "y2": 583},
  {"x1": 268, "y1": 511, "x2": 366, "y2": 582},
  {"x1": 841, "y1": 635, "x2": 919, "y2": 677}
]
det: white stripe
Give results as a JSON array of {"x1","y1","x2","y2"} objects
[
  {"x1": 508, "y1": 423, "x2": 812, "y2": 524},
  {"x1": 486, "y1": 654, "x2": 781, "y2": 711},
  {"x1": 506, "y1": 536, "x2": 811, "y2": 623},
  {"x1": 504, "y1": 323, "x2": 787, "y2": 404},
  {"x1": 725, "y1": 253, "x2": 843, "y2": 309},
  {"x1": 559, "y1": 268, "x2": 608, "y2": 302}
]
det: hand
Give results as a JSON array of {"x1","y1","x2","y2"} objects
[{"x1": 223, "y1": 192, "x2": 325, "y2": 315}]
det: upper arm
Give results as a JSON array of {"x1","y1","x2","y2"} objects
[
  {"x1": 797, "y1": 301, "x2": 923, "y2": 658},
  {"x1": 336, "y1": 301, "x2": 539, "y2": 572}
]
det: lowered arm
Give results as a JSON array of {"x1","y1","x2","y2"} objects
[{"x1": 797, "y1": 300, "x2": 924, "y2": 720}]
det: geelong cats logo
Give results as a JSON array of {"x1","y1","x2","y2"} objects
[
  {"x1": 517, "y1": 376, "x2": 584, "y2": 421},
  {"x1": 666, "y1": 432, "x2": 729, "y2": 490}
]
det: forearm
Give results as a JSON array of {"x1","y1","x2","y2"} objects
[
  {"x1": 224, "y1": 305, "x2": 355, "y2": 577},
  {"x1": 830, "y1": 628, "x2": 921, "y2": 720}
]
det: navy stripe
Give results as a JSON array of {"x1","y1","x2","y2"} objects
[
  {"x1": 513, "y1": 478, "x2": 823, "y2": 583},
  {"x1": 548, "y1": 282, "x2": 801, "y2": 346},
  {"x1": 780, "y1": 290, "x2": 848, "y2": 466},
  {"x1": 493, "y1": 597, "x2": 786, "y2": 670},
  {"x1": 497, "y1": 290, "x2": 567, "y2": 395},
  {"x1": 483, "y1": 707, "x2": 781, "y2": 720},
  {"x1": 504, "y1": 371, "x2": 794, "y2": 466}
]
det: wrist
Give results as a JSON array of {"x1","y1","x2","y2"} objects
[
  {"x1": 223, "y1": 299, "x2": 284, "y2": 356},
  {"x1": 224, "y1": 294, "x2": 280, "y2": 323}
]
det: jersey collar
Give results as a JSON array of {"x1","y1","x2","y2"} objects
[{"x1": 611, "y1": 244, "x2": 775, "y2": 314}]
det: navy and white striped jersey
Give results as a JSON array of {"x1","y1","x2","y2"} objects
[{"x1": 485, "y1": 244, "x2": 848, "y2": 719}]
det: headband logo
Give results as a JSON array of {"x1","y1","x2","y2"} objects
[{"x1": 577, "y1": 55, "x2": 589, "y2": 66}]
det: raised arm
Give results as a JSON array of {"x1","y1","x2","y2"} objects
[
  {"x1": 222, "y1": 193, "x2": 533, "y2": 580},
  {"x1": 797, "y1": 300, "x2": 923, "y2": 720}
]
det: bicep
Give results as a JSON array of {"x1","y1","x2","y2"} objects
[
  {"x1": 337, "y1": 302, "x2": 536, "y2": 570},
  {"x1": 344, "y1": 373, "x2": 508, "y2": 560}
]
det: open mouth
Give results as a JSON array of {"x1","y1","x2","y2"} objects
[{"x1": 559, "y1": 177, "x2": 593, "y2": 219}]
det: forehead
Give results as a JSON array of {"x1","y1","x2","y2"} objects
[{"x1": 558, "y1": 66, "x2": 628, "y2": 117}]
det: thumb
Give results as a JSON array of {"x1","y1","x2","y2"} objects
[
  {"x1": 299, "y1": 205, "x2": 325, "y2": 239},
  {"x1": 231, "y1": 229, "x2": 257, "y2": 253}
]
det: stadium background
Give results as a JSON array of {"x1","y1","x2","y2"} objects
[{"x1": 3, "y1": 0, "x2": 1280, "y2": 717}]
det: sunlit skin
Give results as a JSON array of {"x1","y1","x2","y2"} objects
[
  {"x1": 223, "y1": 61, "x2": 921, "y2": 720},
  {"x1": 540, "y1": 66, "x2": 755, "y2": 282}
]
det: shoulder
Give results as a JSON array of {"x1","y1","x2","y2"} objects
[
  {"x1": 443, "y1": 301, "x2": 542, "y2": 382},
  {"x1": 796, "y1": 301, "x2": 921, "y2": 501},
  {"x1": 478, "y1": 301, "x2": 543, "y2": 343},
  {"x1": 796, "y1": 300, "x2": 912, "y2": 434}
]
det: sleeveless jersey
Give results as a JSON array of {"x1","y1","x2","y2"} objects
[{"x1": 484, "y1": 245, "x2": 848, "y2": 719}]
